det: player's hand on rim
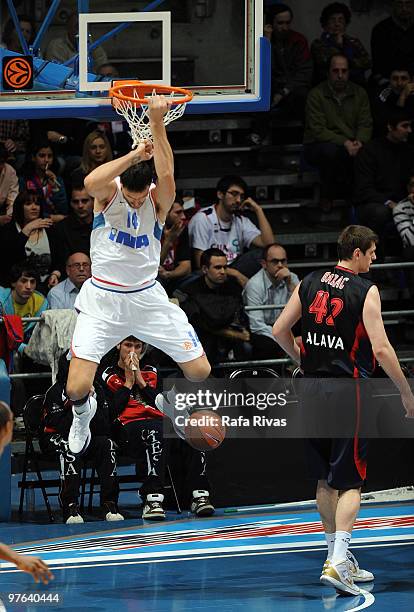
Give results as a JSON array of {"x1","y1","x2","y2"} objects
[
  {"x1": 148, "y1": 94, "x2": 172, "y2": 120},
  {"x1": 133, "y1": 140, "x2": 153, "y2": 162}
]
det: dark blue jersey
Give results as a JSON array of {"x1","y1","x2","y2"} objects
[{"x1": 299, "y1": 265, "x2": 375, "y2": 377}]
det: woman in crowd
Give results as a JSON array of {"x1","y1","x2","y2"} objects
[
  {"x1": 0, "y1": 190, "x2": 60, "y2": 292},
  {"x1": 19, "y1": 140, "x2": 68, "y2": 221},
  {"x1": 311, "y1": 2, "x2": 371, "y2": 85}
]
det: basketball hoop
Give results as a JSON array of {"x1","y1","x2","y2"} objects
[{"x1": 109, "y1": 80, "x2": 193, "y2": 146}]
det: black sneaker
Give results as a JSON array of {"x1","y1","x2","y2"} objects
[
  {"x1": 191, "y1": 490, "x2": 215, "y2": 517},
  {"x1": 102, "y1": 501, "x2": 124, "y2": 522},
  {"x1": 64, "y1": 502, "x2": 84, "y2": 524}
]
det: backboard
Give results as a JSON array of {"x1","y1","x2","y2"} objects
[{"x1": 0, "y1": 0, "x2": 270, "y2": 119}]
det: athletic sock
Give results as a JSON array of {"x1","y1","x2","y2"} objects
[
  {"x1": 325, "y1": 532, "x2": 336, "y2": 561},
  {"x1": 331, "y1": 530, "x2": 351, "y2": 564}
]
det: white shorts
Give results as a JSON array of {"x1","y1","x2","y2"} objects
[{"x1": 71, "y1": 279, "x2": 204, "y2": 364}]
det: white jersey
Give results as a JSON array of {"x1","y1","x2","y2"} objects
[
  {"x1": 188, "y1": 204, "x2": 261, "y2": 263},
  {"x1": 90, "y1": 179, "x2": 163, "y2": 292}
]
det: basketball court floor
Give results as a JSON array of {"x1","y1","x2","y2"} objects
[{"x1": 0, "y1": 501, "x2": 413, "y2": 611}]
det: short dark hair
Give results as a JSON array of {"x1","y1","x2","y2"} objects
[
  {"x1": 12, "y1": 190, "x2": 41, "y2": 228},
  {"x1": 266, "y1": 3, "x2": 293, "y2": 23},
  {"x1": 262, "y1": 242, "x2": 286, "y2": 260},
  {"x1": 0, "y1": 401, "x2": 12, "y2": 432},
  {"x1": 9, "y1": 261, "x2": 40, "y2": 286},
  {"x1": 120, "y1": 161, "x2": 154, "y2": 192},
  {"x1": 387, "y1": 108, "x2": 413, "y2": 128},
  {"x1": 320, "y1": 2, "x2": 351, "y2": 28},
  {"x1": 337, "y1": 225, "x2": 378, "y2": 260},
  {"x1": 200, "y1": 248, "x2": 227, "y2": 268},
  {"x1": 216, "y1": 175, "x2": 248, "y2": 195}
]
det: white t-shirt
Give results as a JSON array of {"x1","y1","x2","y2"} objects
[{"x1": 188, "y1": 205, "x2": 261, "y2": 263}]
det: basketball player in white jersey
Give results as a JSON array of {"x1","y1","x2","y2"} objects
[{"x1": 66, "y1": 96, "x2": 210, "y2": 455}]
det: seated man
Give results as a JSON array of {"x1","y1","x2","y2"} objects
[
  {"x1": 354, "y1": 109, "x2": 414, "y2": 256},
  {"x1": 40, "y1": 351, "x2": 123, "y2": 524},
  {"x1": 175, "y1": 248, "x2": 250, "y2": 364},
  {"x1": 100, "y1": 336, "x2": 214, "y2": 519},
  {"x1": 47, "y1": 252, "x2": 91, "y2": 310},
  {"x1": 243, "y1": 243, "x2": 299, "y2": 360},
  {"x1": 370, "y1": 66, "x2": 414, "y2": 136},
  {"x1": 158, "y1": 198, "x2": 191, "y2": 296},
  {"x1": 393, "y1": 174, "x2": 414, "y2": 265},
  {"x1": 45, "y1": 10, "x2": 108, "y2": 72},
  {"x1": 0, "y1": 262, "x2": 48, "y2": 354},
  {"x1": 303, "y1": 53, "x2": 372, "y2": 210},
  {"x1": 188, "y1": 175, "x2": 274, "y2": 284},
  {"x1": 53, "y1": 181, "x2": 94, "y2": 273}
]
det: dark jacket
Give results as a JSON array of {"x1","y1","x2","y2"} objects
[
  {"x1": 53, "y1": 214, "x2": 92, "y2": 274},
  {"x1": 371, "y1": 17, "x2": 414, "y2": 86},
  {"x1": 0, "y1": 221, "x2": 59, "y2": 286},
  {"x1": 354, "y1": 137, "x2": 414, "y2": 205},
  {"x1": 303, "y1": 80, "x2": 372, "y2": 145},
  {"x1": 271, "y1": 29, "x2": 312, "y2": 95}
]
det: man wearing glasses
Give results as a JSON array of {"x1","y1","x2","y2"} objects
[
  {"x1": 54, "y1": 181, "x2": 94, "y2": 271},
  {"x1": 188, "y1": 175, "x2": 274, "y2": 286},
  {"x1": 243, "y1": 243, "x2": 299, "y2": 360},
  {"x1": 47, "y1": 252, "x2": 91, "y2": 310}
]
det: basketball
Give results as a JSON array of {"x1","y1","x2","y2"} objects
[{"x1": 184, "y1": 410, "x2": 226, "y2": 451}]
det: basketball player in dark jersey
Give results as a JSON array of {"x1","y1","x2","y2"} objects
[{"x1": 273, "y1": 225, "x2": 414, "y2": 596}]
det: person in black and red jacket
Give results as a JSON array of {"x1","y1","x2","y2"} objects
[
  {"x1": 99, "y1": 336, "x2": 167, "y2": 521},
  {"x1": 40, "y1": 350, "x2": 123, "y2": 524},
  {"x1": 100, "y1": 336, "x2": 215, "y2": 519}
]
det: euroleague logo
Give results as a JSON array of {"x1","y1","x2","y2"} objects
[{"x1": 2, "y1": 56, "x2": 33, "y2": 90}]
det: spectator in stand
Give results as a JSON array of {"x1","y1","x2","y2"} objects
[
  {"x1": 19, "y1": 140, "x2": 68, "y2": 221},
  {"x1": 40, "y1": 351, "x2": 123, "y2": 524},
  {"x1": 393, "y1": 175, "x2": 414, "y2": 260},
  {"x1": 188, "y1": 175, "x2": 274, "y2": 285},
  {"x1": 158, "y1": 198, "x2": 191, "y2": 295},
  {"x1": 243, "y1": 243, "x2": 299, "y2": 361},
  {"x1": 311, "y1": 3, "x2": 371, "y2": 86},
  {"x1": 175, "y1": 248, "x2": 250, "y2": 363},
  {"x1": 70, "y1": 130, "x2": 113, "y2": 187},
  {"x1": 370, "y1": 66, "x2": 414, "y2": 136},
  {"x1": 47, "y1": 252, "x2": 91, "y2": 310},
  {"x1": 371, "y1": 0, "x2": 414, "y2": 88},
  {"x1": 264, "y1": 3, "x2": 312, "y2": 121},
  {"x1": 303, "y1": 54, "x2": 372, "y2": 211},
  {"x1": 0, "y1": 190, "x2": 60, "y2": 291},
  {"x1": 100, "y1": 336, "x2": 168, "y2": 520},
  {"x1": 354, "y1": 109, "x2": 414, "y2": 256},
  {"x1": 0, "y1": 143, "x2": 19, "y2": 225},
  {"x1": 0, "y1": 263, "x2": 48, "y2": 354},
  {"x1": 30, "y1": 118, "x2": 90, "y2": 177},
  {"x1": 53, "y1": 182, "x2": 93, "y2": 273},
  {"x1": 1, "y1": 14, "x2": 36, "y2": 53},
  {"x1": 45, "y1": 10, "x2": 108, "y2": 72},
  {"x1": 0, "y1": 119, "x2": 30, "y2": 170},
  {"x1": 100, "y1": 336, "x2": 215, "y2": 518}
]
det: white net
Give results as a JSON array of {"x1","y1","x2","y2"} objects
[{"x1": 112, "y1": 88, "x2": 188, "y2": 147}]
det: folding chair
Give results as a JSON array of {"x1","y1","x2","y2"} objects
[{"x1": 19, "y1": 394, "x2": 92, "y2": 523}]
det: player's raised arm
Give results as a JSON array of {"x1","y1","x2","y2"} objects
[
  {"x1": 272, "y1": 283, "x2": 302, "y2": 364},
  {"x1": 363, "y1": 285, "x2": 414, "y2": 418},
  {"x1": 148, "y1": 95, "x2": 176, "y2": 222},
  {"x1": 84, "y1": 141, "x2": 154, "y2": 209}
]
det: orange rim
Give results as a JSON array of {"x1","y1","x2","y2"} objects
[{"x1": 109, "y1": 80, "x2": 193, "y2": 106}]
